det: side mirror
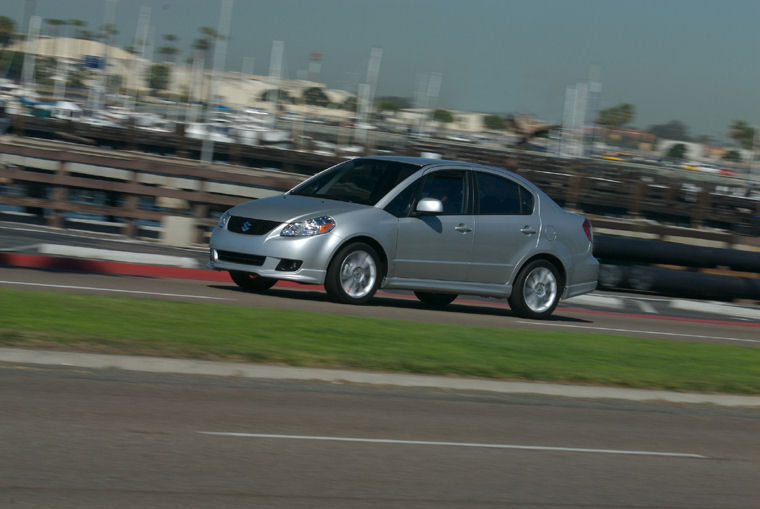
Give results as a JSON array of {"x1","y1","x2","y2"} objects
[{"x1": 416, "y1": 197, "x2": 443, "y2": 215}]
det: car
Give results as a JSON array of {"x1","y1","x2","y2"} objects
[{"x1": 208, "y1": 156, "x2": 598, "y2": 319}]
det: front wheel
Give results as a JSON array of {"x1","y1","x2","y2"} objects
[
  {"x1": 508, "y1": 260, "x2": 561, "y2": 319},
  {"x1": 325, "y1": 242, "x2": 381, "y2": 304},
  {"x1": 414, "y1": 291, "x2": 457, "y2": 307},
  {"x1": 229, "y1": 271, "x2": 277, "y2": 292}
]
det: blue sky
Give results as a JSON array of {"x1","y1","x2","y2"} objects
[{"x1": 4, "y1": 0, "x2": 759, "y2": 140}]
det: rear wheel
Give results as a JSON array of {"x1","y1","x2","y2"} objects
[
  {"x1": 414, "y1": 291, "x2": 457, "y2": 307},
  {"x1": 229, "y1": 271, "x2": 277, "y2": 292},
  {"x1": 325, "y1": 242, "x2": 381, "y2": 304},
  {"x1": 508, "y1": 260, "x2": 561, "y2": 319}
]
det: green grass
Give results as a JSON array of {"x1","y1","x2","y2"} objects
[{"x1": 1, "y1": 288, "x2": 758, "y2": 394}]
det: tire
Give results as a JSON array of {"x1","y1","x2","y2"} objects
[
  {"x1": 325, "y1": 242, "x2": 381, "y2": 304},
  {"x1": 508, "y1": 260, "x2": 561, "y2": 319},
  {"x1": 229, "y1": 271, "x2": 277, "y2": 292},
  {"x1": 414, "y1": 291, "x2": 457, "y2": 307}
]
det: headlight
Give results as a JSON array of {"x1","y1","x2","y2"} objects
[
  {"x1": 217, "y1": 210, "x2": 231, "y2": 229},
  {"x1": 280, "y1": 216, "x2": 335, "y2": 237}
]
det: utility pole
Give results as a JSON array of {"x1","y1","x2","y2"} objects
[{"x1": 201, "y1": 0, "x2": 234, "y2": 164}]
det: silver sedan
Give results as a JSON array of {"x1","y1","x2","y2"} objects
[{"x1": 208, "y1": 156, "x2": 598, "y2": 318}]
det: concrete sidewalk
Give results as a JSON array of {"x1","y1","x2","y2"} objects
[{"x1": 1, "y1": 347, "x2": 759, "y2": 408}]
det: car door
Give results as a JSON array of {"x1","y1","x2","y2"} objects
[
  {"x1": 469, "y1": 171, "x2": 540, "y2": 284},
  {"x1": 391, "y1": 169, "x2": 474, "y2": 282}
]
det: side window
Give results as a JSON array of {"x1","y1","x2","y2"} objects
[
  {"x1": 475, "y1": 172, "x2": 533, "y2": 215},
  {"x1": 519, "y1": 186, "x2": 534, "y2": 214},
  {"x1": 418, "y1": 170, "x2": 467, "y2": 215},
  {"x1": 384, "y1": 178, "x2": 421, "y2": 218}
]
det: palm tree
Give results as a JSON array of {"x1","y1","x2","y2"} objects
[
  {"x1": 193, "y1": 26, "x2": 224, "y2": 68},
  {"x1": 68, "y1": 19, "x2": 91, "y2": 40},
  {"x1": 99, "y1": 23, "x2": 118, "y2": 44},
  {"x1": 45, "y1": 18, "x2": 66, "y2": 38},
  {"x1": 729, "y1": 120, "x2": 756, "y2": 150},
  {"x1": 597, "y1": 103, "x2": 635, "y2": 129},
  {"x1": 158, "y1": 34, "x2": 179, "y2": 63}
]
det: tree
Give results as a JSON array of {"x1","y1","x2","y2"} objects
[
  {"x1": 648, "y1": 120, "x2": 691, "y2": 141},
  {"x1": 723, "y1": 150, "x2": 742, "y2": 163},
  {"x1": 375, "y1": 96, "x2": 411, "y2": 113},
  {"x1": 158, "y1": 34, "x2": 179, "y2": 63},
  {"x1": 340, "y1": 96, "x2": 357, "y2": 111},
  {"x1": 98, "y1": 23, "x2": 118, "y2": 44},
  {"x1": 34, "y1": 56, "x2": 57, "y2": 85},
  {"x1": 68, "y1": 19, "x2": 87, "y2": 39},
  {"x1": 193, "y1": 26, "x2": 222, "y2": 67},
  {"x1": 597, "y1": 103, "x2": 635, "y2": 128},
  {"x1": 259, "y1": 88, "x2": 293, "y2": 104},
  {"x1": 0, "y1": 16, "x2": 16, "y2": 47},
  {"x1": 45, "y1": 18, "x2": 66, "y2": 38},
  {"x1": 147, "y1": 64, "x2": 170, "y2": 94},
  {"x1": 67, "y1": 66, "x2": 92, "y2": 89},
  {"x1": 302, "y1": 87, "x2": 329, "y2": 107},
  {"x1": 432, "y1": 108, "x2": 454, "y2": 124},
  {"x1": 483, "y1": 114, "x2": 505, "y2": 130},
  {"x1": 729, "y1": 120, "x2": 755, "y2": 150},
  {"x1": 666, "y1": 143, "x2": 688, "y2": 160},
  {"x1": 0, "y1": 51, "x2": 24, "y2": 80},
  {"x1": 693, "y1": 135, "x2": 715, "y2": 145}
]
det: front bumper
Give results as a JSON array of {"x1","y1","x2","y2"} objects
[{"x1": 207, "y1": 226, "x2": 343, "y2": 285}]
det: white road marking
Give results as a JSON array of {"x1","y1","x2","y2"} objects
[
  {"x1": 198, "y1": 432, "x2": 706, "y2": 459},
  {"x1": 0, "y1": 280, "x2": 229, "y2": 300},
  {"x1": 634, "y1": 300, "x2": 658, "y2": 314},
  {"x1": 516, "y1": 321, "x2": 760, "y2": 344}
]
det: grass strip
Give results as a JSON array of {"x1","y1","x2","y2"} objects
[{"x1": 0, "y1": 288, "x2": 758, "y2": 394}]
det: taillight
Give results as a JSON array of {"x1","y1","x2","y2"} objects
[{"x1": 582, "y1": 218, "x2": 593, "y2": 243}]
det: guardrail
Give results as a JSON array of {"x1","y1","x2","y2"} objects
[{"x1": 0, "y1": 139, "x2": 302, "y2": 241}]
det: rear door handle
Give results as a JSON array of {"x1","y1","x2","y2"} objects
[
  {"x1": 520, "y1": 225, "x2": 537, "y2": 235},
  {"x1": 454, "y1": 224, "x2": 472, "y2": 233}
]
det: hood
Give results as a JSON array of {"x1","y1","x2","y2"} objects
[{"x1": 230, "y1": 194, "x2": 370, "y2": 222}]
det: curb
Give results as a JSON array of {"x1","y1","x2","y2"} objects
[
  {"x1": 1, "y1": 347, "x2": 758, "y2": 408},
  {"x1": 0, "y1": 252, "x2": 229, "y2": 282}
]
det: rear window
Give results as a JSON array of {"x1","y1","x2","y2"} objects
[{"x1": 290, "y1": 158, "x2": 420, "y2": 205}]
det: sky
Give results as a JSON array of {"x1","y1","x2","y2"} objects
[{"x1": 4, "y1": 0, "x2": 759, "y2": 141}]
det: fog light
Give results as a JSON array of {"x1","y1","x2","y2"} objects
[
  {"x1": 210, "y1": 249, "x2": 218, "y2": 263},
  {"x1": 276, "y1": 259, "x2": 302, "y2": 272}
]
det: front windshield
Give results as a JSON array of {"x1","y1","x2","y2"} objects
[{"x1": 290, "y1": 158, "x2": 420, "y2": 205}]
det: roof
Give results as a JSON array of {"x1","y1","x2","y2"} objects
[{"x1": 359, "y1": 154, "x2": 477, "y2": 168}]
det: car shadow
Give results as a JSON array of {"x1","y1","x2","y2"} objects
[{"x1": 208, "y1": 284, "x2": 592, "y2": 324}]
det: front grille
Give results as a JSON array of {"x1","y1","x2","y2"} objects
[
  {"x1": 228, "y1": 216, "x2": 281, "y2": 235},
  {"x1": 217, "y1": 250, "x2": 265, "y2": 266}
]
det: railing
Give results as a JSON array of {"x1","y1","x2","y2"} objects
[{"x1": 0, "y1": 139, "x2": 302, "y2": 241}]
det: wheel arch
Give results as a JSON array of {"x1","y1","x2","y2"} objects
[
  {"x1": 513, "y1": 253, "x2": 567, "y2": 289},
  {"x1": 332, "y1": 235, "x2": 389, "y2": 277}
]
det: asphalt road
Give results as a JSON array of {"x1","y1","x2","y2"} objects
[{"x1": 1, "y1": 363, "x2": 758, "y2": 509}]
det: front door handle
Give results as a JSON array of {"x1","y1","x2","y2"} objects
[
  {"x1": 520, "y1": 225, "x2": 537, "y2": 235},
  {"x1": 454, "y1": 224, "x2": 472, "y2": 233}
]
